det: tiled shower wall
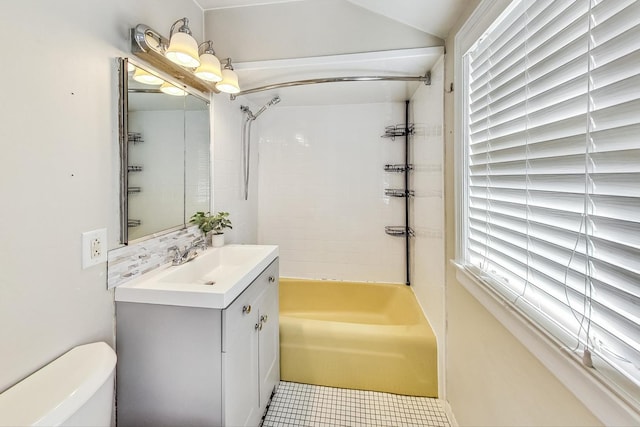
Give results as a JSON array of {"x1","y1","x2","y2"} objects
[
  {"x1": 410, "y1": 56, "x2": 446, "y2": 395},
  {"x1": 257, "y1": 103, "x2": 407, "y2": 283}
]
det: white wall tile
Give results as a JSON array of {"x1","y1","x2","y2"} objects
[
  {"x1": 257, "y1": 103, "x2": 407, "y2": 282},
  {"x1": 212, "y1": 97, "x2": 259, "y2": 244}
]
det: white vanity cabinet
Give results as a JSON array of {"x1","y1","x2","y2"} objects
[
  {"x1": 116, "y1": 258, "x2": 279, "y2": 427},
  {"x1": 222, "y1": 266, "x2": 279, "y2": 427}
]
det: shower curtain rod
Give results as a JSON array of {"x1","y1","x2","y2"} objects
[{"x1": 230, "y1": 72, "x2": 431, "y2": 98}]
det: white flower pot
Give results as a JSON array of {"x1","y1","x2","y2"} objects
[{"x1": 211, "y1": 233, "x2": 225, "y2": 248}]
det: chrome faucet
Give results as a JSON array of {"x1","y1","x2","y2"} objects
[{"x1": 167, "y1": 237, "x2": 207, "y2": 266}]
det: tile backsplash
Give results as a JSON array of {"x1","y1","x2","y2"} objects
[{"x1": 107, "y1": 226, "x2": 202, "y2": 289}]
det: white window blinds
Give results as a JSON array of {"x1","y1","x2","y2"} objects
[{"x1": 463, "y1": 0, "x2": 640, "y2": 396}]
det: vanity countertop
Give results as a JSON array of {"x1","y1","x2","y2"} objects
[{"x1": 114, "y1": 244, "x2": 278, "y2": 309}]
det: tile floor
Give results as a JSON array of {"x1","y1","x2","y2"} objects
[{"x1": 262, "y1": 381, "x2": 451, "y2": 427}]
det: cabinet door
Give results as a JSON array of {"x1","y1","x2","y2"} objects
[
  {"x1": 222, "y1": 298, "x2": 260, "y2": 426},
  {"x1": 258, "y1": 275, "x2": 280, "y2": 409}
]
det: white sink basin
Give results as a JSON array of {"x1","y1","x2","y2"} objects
[{"x1": 114, "y1": 244, "x2": 278, "y2": 309}]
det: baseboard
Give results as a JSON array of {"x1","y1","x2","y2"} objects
[{"x1": 442, "y1": 399, "x2": 458, "y2": 427}]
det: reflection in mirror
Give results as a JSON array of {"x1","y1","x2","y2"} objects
[
  {"x1": 119, "y1": 58, "x2": 210, "y2": 244},
  {"x1": 185, "y1": 95, "x2": 211, "y2": 222}
]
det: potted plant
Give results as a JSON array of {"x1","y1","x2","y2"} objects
[{"x1": 190, "y1": 211, "x2": 232, "y2": 247}]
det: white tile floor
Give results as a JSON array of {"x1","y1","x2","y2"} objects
[{"x1": 262, "y1": 381, "x2": 451, "y2": 427}]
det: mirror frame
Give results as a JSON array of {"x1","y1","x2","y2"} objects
[{"x1": 118, "y1": 57, "x2": 211, "y2": 245}]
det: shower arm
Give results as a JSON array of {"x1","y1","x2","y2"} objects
[
  {"x1": 241, "y1": 105, "x2": 255, "y2": 120},
  {"x1": 230, "y1": 73, "x2": 431, "y2": 99}
]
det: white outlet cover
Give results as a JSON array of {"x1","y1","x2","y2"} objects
[{"x1": 82, "y1": 228, "x2": 107, "y2": 269}]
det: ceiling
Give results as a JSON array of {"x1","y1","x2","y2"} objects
[
  {"x1": 192, "y1": 0, "x2": 469, "y2": 105},
  {"x1": 194, "y1": 0, "x2": 469, "y2": 39}
]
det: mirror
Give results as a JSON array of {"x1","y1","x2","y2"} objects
[{"x1": 119, "y1": 58, "x2": 211, "y2": 244}]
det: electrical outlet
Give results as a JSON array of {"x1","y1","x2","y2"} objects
[
  {"x1": 82, "y1": 228, "x2": 107, "y2": 269},
  {"x1": 91, "y1": 238, "x2": 101, "y2": 259}
]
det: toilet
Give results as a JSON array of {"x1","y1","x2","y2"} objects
[{"x1": 0, "y1": 342, "x2": 116, "y2": 427}]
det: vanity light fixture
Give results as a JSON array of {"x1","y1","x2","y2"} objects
[
  {"x1": 216, "y1": 58, "x2": 241, "y2": 94},
  {"x1": 165, "y1": 18, "x2": 200, "y2": 68},
  {"x1": 132, "y1": 67, "x2": 164, "y2": 85},
  {"x1": 130, "y1": 21, "x2": 238, "y2": 95},
  {"x1": 160, "y1": 81, "x2": 188, "y2": 96},
  {"x1": 195, "y1": 41, "x2": 223, "y2": 83}
]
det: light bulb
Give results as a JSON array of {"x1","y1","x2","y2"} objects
[
  {"x1": 132, "y1": 68, "x2": 163, "y2": 85},
  {"x1": 216, "y1": 68, "x2": 240, "y2": 94},
  {"x1": 195, "y1": 53, "x2": 222, "y2": 82},
  {"x1": 160, "y1": 82, "x2": 187, "y2": 96},
  {"x1": 166, "y1": 32, "x2": 200, "y2": 68}
]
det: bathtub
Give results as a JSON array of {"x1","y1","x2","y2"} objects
[{"x1": 279, "y1": 278, "x2": 438, "y2": 397}]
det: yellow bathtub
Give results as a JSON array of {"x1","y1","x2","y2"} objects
[{"x1": 279, "y1": 278, "x2": 438, "y2": 397}]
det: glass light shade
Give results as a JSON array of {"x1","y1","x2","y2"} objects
[
  {"x1": 216, "y1": 69, "x2": 240, "y2": 94},
  {"x1": 160, "y1": 82, "x2": 187, "y2": 96},
  {"x1": 132, "y1": 68, "x2": 163, "y2": 85},
  {"x1": 195, "y1": 53, "x2": 222, "y2": 82},
  {"x1": 165, "y1": 32, "x2": 200, "y2": 68}
]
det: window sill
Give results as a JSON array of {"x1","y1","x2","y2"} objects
[{"x1": 453, "y1": 262, "x2": 640, "y2": 426}]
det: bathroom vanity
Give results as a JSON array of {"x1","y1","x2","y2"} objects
[{"x1": 114, "y1": 245, "x2": 279, "y2": 427}]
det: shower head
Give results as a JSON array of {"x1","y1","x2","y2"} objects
[
  {"x1": 268, "y1": 96, "x2": 281, "y2": 107},
  {"x1": 253, "y1": 96, "x2": 281, "y2": 119}
]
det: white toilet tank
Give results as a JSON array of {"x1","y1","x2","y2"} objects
[{"x1": 0, "y1": 342, "x2": 117, "y2": 427}]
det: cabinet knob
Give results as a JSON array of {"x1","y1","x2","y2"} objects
[
  {"x1": 255, "y1": 322, "x2": 263, "y2": 331},
  {"x1": 242, "y1": 305, "x2": 252, "y2": 314},
  {"x1": 260, "y1": 315, "x2": 268, "y2": 323},
  {"x1": 268, "y1": 276, "x2": 276, "y2": 283}
]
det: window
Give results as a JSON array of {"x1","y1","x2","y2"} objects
[{"x1": 461, "y1": 0, "x2": 640, "y2": 404}]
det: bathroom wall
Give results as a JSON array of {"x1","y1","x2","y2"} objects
[
  {"x1": 257, "y1": 103, "x2": 406, "y2": 282},
  {"x1": 0, "y1": 0, "x2": 203, "y2": 393},
  {"x1": 409, "y1": 56, "x2": 445, "y2": 396},
  {"x1": 442, "y1": 0, "x2": 601, "y2": 425}
]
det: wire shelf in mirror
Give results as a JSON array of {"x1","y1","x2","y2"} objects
[{"x1": 128, "y1": 132, "x2": 144, "y2": 144}]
